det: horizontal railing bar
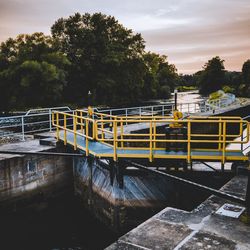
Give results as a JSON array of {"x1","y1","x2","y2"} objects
[{"x1": 0, "y1": 150, "x2": 83, "y2": 157}]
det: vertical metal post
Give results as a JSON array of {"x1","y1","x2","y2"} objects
[
  {"x1": 139, "y1": 107, "x2": 142, "y2": 117},
  {"x1": 73, "y1": 116, "x2": 77, "y2": 150},
  {"x1": 121, "y1": 119, "x2": 124, "y2": 148},
  {"x1": 174, "y1": 89, "x2": 177, "y2": 110},
  {"x1": 149, "y1": 121, "x2": 153, "y2": 162},
  {"x1": 49, "y1": 109, "x2": 52, "y2": 132},
  {"x1": 240, "y1": 121, "x2": 244, "y2": 151},
  {"x1": 21, "y1": 116, "x2": 25, "y2": 141},
  {"x1": 187, "y1": 121, "x2": 191, "y2": 164},
  {"x1": 151, "y1": 106, "x2": 154, "y2": 117},
  {"x1": 63, "y1": 114, "x2": 67, "y2": 145},
  {"x1": 88, "y1": 90, "x2": 92, "y2": 107},
  {"x1": 56, "y1": 112, "x2": 59, "y2": 140},
  {"x1": 86, "y1": 120, "x2": 89, "y2": 156},
  {"x1": 101, "y1": 114, "x2": 104, "y2": 140},
  {"x1": 218, "y1": 119, "x2": 222, "y2": 150},
  {"x1": 241, "y1": 133, "x2": 244, "y2": 151},
  {"x1": 162, "y1": 105, "x2": 164, "y2": 116},
  {"x1": 222, "y1": 121, "x2": 226, "y2": 171},
  {"x1": 153, "y1": 119, "x2": 156, "y2": 149},
  {"x1": 113, "y1": 120, "x2": 117, "y2": 161}
]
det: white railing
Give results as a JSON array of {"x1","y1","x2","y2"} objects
[
  {"x1": 0, "y1": 97, "x2": 242, "y2": 141},
  {"x1": 96, "y1": 102, "x2": 174, "y2": 117},
  {"x1": 206, "y1": 93, "x2": 236, "y2": 111},
  {"x1": 96, "y1": 100, "x2": 226, "y2": 117},
  {"x1": 0, "y1": 107, "x2": 73, "y2": 141}
]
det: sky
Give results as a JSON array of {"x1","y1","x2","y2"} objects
[{"x1": 0, "y1": 0, "x2": 249, "y2": 74}]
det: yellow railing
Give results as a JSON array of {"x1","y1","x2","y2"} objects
[{"x1": 52, "y1": 111, "x2": 249, "y2": 163}]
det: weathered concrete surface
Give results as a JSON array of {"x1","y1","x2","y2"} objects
[
  {"x1": 0, "y1": 138, "x2": 73, "y2": 211},
  {"x1": 106, "y1": 175, "x2": 250, "y2": 249},
  {"x1": 74, "y1": 156, "x2": 231, "y2": 233},
  {"x1": 74, "y1": 157, "x2": 172, "y2": 232}
]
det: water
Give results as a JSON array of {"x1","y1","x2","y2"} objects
[{"x1": 0, "y1": 196, "x2": 118, "y2": 250}]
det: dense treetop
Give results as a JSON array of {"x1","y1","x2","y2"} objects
[{"x1": 0, "y1": 13, "x2": 249, "y2": 111}]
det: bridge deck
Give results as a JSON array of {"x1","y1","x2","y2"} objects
[{"x1": 59, "y1": 131, "x2": 247, "y2": 161}]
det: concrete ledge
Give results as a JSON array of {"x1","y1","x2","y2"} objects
[{"x1": 106, "y1": 175, "x2": 250, "y2": 249}]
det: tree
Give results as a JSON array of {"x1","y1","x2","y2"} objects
[
  {"x1": 241, "y1": 60, "x2": 250, "y2": 96},
  {"x1": 142, "y1": 52, "x2": 178, "y2": 100},
  {"x1": 198, "y1": 56, "x2": 225, "y2": 95},
  {"x1": 0, "y1": 33, "x2": 70, "y2": 110},
  {"x1": 51, "y1": 12, "x2": 146, "y2": 105}
]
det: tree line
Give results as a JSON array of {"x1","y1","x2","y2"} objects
[
  {"x1": 0, "y1": 13, "x2": 249, "y2": 111},
  {"x1": 186, "y1": 56, "x2": 250, "y2": 97}
]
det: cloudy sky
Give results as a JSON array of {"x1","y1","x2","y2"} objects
[{"x1": 0, "y1": 0, "x2": 249, "y2": 73}]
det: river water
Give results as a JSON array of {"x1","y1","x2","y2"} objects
[{"x1": 0, "y1": 196, "x2": 118, "y2": 250}]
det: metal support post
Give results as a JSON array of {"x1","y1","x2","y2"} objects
[
  {"x1": 87, "y1": 156, "x2": 93, "y2": 206},
  {"x1": 174, "y1": 89, "x2": 177, "y2": 110},
  {"x1": 87, "y1": 90, "x2": 92, "y2": 107},
  {"x1": 221, "y1": 163, "x2": 225, "y2": 172},
  {"x1": 21, "y1": 117, "x2": 25, "y2": 141},
  {"x1": 49, "y1": 109, "x2": 52, "y2": 132},
  {"x1": 109, "y1": 160, "x2": 124, "y2": 189},
  {"x1": 115, "y1": 162, "x2": 124, "y2": 189}
]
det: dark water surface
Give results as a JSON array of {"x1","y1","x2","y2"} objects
[{"x1": 0, "y1": 196, "x2": 118, "y2": 250}]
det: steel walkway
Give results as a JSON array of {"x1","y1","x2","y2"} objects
[
  {"x1": 53, "y1": 109, "x2": 250, "y2": 165},
  {"x1": 60, "y1": 130, "x2": 246, "y2": 161}
]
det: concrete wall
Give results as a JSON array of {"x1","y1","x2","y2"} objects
[
  {"x1": 73, "y1": 156, "x2": 231, "y2": 233},
  {"x1": 0, "y1": 153, "x2": 73, "y2": 212},
  {"x1": 74, "y1": 157, "x2": 174, "y2": 233}
]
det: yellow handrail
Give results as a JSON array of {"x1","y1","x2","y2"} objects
[{"x1": 52, "y1": 111, "x2": 250, "y2": 163}]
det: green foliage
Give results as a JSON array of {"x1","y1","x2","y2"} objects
[
  {"x1": 209, "y1": 90, "x2": 224, "y2": 100},
  {"x1": 198, "y1": 56, "x2": 225, "y2": 95},
  {"x1": 177, "y1": 86, "x2": 197, "y2": 92},
  {"x1": 51, "y1": 12, "x2": 146, "y2": 105},
  {"x1": 242, "y1": 60, "x2": 250, "y2": 85},
  {"x1": 0, "y1": 33, "x2": 70, "y2": 111},
  {"x1": 158, "y1": 85, "x2": 171, "y2": 99},
  {"x1": 241, "y1": 60, "x2": 250, "y2": 97},
  {"x1": 142, "y1": 52, "x2": 178, "y2": 99},
  {"x1": 178, "y1": 74, "x2": 197, "y2": 87},
  {"x1": 1, "y1": 12, "x2": 249, "y2": 111},
  {"x1": 222, "y1": 85, "x2": 235, "y2": 93}
]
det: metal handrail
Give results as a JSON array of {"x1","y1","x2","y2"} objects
[
  {"x1": 0, "y1": 107, "x2": 74, "y2": 141},
  {"x1": 53, "y1": 111, "x2": 249, "y2": 163},
  {"x1": 0, "y1": 98, "x2": 247, "y2": 141}
]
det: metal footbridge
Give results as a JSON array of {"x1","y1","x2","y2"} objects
[{"x1": 52, "y1": 108, "x2": 250, "y2": 167}]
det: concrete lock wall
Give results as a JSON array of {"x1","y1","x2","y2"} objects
[
  {"x1": 73, "y1": 156, "x2": 175, "y2": 232},
  {"x1": 0, "y1": 154, "x2": 73, "y2": 212},
  {"x1": 73, "y1": 156, "x2": 233, "y2": 233}
]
